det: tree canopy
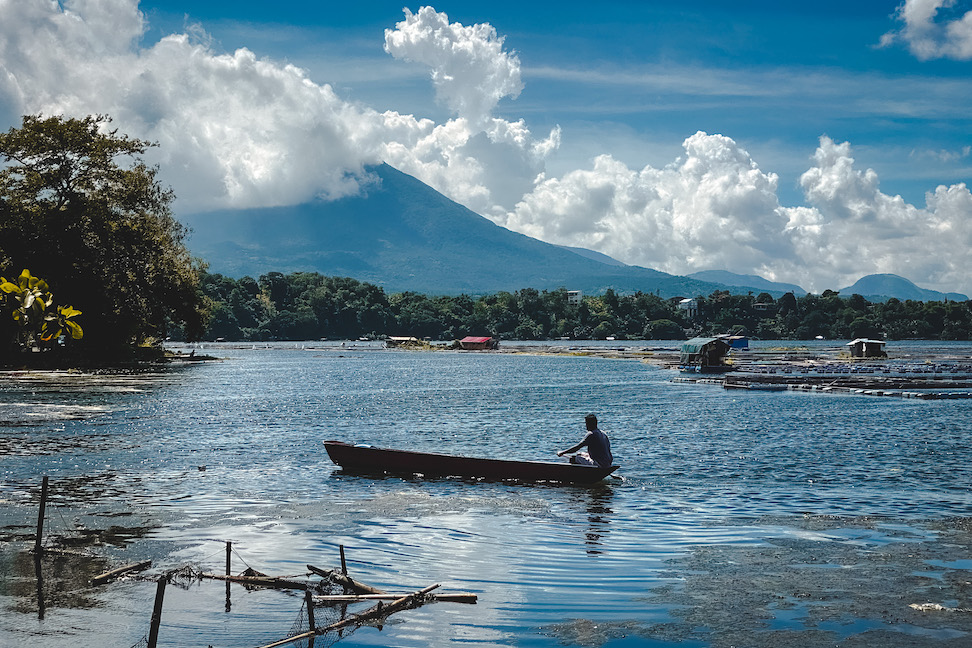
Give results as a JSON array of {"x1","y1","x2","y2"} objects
[
  {"x1": 194, "y1": 270, "x2": 972, "y2": 342},
  {"x1": 0, "y1": 114, "x2": 207, "y2": 361}
]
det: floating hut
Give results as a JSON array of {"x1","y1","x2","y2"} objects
[
  {"x1": 679, "y1": 337, "x2": 732, "y2": 372},
  {"x1": 846, "y1": 338, "x2": 887, "y2": 358}
]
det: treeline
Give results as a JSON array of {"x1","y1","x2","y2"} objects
[{"x1": 192, "y1": 271, "x2": 972, "y2": 342}]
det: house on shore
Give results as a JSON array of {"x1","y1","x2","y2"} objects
[
  {"x1": 459, "y1": 336, "x2": 498, "y2": 350},
  {"x1": 678, "y1": 298, "x2": 699, "y2": 320}
]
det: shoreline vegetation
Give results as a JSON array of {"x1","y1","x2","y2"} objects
[{"x1": 193, "y1": 270, "x2": 972, "y2": 346}]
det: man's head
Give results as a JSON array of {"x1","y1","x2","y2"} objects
[{"x1": 585, "y1": 413, "x2": 598, "y2": 430}]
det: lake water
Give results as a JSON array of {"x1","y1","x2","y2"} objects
[{"x1": 2, "y1": 341, "x2": 972, "y2": 648}]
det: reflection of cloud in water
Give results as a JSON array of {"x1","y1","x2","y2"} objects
[{"x1": 642, "y1": 517, "x2": 972, "y2": 647}]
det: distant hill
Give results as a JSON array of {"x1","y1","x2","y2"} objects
[
  {"x1": 840, "y1": 274, "x2": 967, "y2": 302},
  {"x1": 687, "y1": 270, "x2": 805, "y2": 295},
  {"x1": 182, "y1": 164, "x2": 727, "y2": 297}
]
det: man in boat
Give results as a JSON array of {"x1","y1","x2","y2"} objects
[{"x1": 557, "y1": 414, "x2": 613, "y2": 467}]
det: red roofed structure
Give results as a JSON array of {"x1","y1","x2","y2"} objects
[{"x1": 459, "y1": 336, "x2": 497, "y2": 350}]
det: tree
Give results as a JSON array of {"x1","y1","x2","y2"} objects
[{"x1": 0, "y1": 115, "x2": 207, "y2": 358}]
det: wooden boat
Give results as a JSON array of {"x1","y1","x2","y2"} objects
[{"x1": 323, "y1": 440, "x2": 618, "y2": 484}]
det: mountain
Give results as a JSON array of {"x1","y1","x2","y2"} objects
[
  {"x1": 840, "y1": 274, "x2": 967, "y2": 302},
  {"x1": 556, "y1": 245, "x2": 628, "y2": 267},
  {"x1": 687, "y1": 270, "x2": 805, "y2": 295},
  {"x1": 182, "y1": 163, "x2": 727, "y2": 297}
]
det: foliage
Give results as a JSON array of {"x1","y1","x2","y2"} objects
[
  {"x1": 0, "y1": 114, "x2": 208, "y2": 360},
  {"x1": 0, "y1": 269, "x2": 82, "y2": 353},
  {"x1": 194, "y1": 271, "x2": 972, "y2": 342}
]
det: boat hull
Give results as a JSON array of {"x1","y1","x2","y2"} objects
[{"x1": 323, "y1": 441, "x2": 618, "y2": 484}]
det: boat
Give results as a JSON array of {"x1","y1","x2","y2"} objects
[{"x1": 323, "y1": 440, "x2": 618, "y2": 484}]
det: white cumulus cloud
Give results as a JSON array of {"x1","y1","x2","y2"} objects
[
  {"x1": 384, "y1": 6, "x2": 523, "y2": 127},
  {"x1": 505, "y1": 133, "x2": 972, "y2": 294},
  {"x1": 0, "y1": 1, "x2": 554, "y2": 215},
  {"x1": 881, "y1": 0, "x2": 972, "y2": 60}
]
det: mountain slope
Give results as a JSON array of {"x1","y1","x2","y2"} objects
[
  {"x1": 183, "y1": 164, "x2": 725, "y2": 297},
  {"x1": 840, "y1": 274, "x2": 967, "y2": 302},
  {"x1": 687, "y1": 270, "x2": 805, "y2": 295}
]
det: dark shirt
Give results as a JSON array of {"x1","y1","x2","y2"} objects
[{"x1": 580, "y1": 428, "x2": 613, "y2": 467}]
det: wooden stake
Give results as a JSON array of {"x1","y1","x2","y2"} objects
[
  {"x1": 339, "y1": 545, "x2": 348, "y2": 575},
  {"x1": 305, "y1": 589, "x2": 316, "y2": 648},
  {"x1": 34, "y1": 554, "x2": 44, "y2": 620},
  {"x1": 33, "y1": 476, "x2": 48, "y2": 555},
  {"x1": 146, "y1": 574, "x2": 167, "y2": 648},
  {"x1": 225, "y1": 540, "x2": 232, "y2": 612}
]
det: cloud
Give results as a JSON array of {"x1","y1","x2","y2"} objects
[
  {"x1": 504, "y1": 133, "x2": 972, "y2": 294},
  {"x1": 0, "y1": 1, "x2": 553, "y2": 214},
  {"x1": 881, "y1": 0, "x2": 972, "y2": 60},
  {"x1": 796, "y1": 136, "x2": 972, "y2": 294},
  {"x1": 383, "y1": 6, "x2": 524, "y2": 127}
]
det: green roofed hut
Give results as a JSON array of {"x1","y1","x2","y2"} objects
[{"x1": 680, "y1": 337, "x2": 733, "y2": 373}]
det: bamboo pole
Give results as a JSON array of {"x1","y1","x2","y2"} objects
[
  {"x1": 200, "y1": 572, "x2": 310, "y2": 590},
  {"x1": 339, "y1": 545, "x2": 347, "y2": 574},
  {"x1": 91, "y1": 560, "x2": 152, "y2": 585},
  {"x1": 33, "y1": 476, "x2": 48, "y2": 555},
  {"x1": 313, "y1": 592, "x2": 477, "y2": 604},
  {"x1": 253, "y1": 584, "x2": 440, "y2": 648},
  {"x1": 306, "y1": 564, "x2": 384, "y2": 594}
]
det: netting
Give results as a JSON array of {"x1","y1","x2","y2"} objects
[{"x1": 283, "y1": 582, "x2": 435, "y2": 648}]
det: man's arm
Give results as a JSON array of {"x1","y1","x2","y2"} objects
[{"x1": 557, "y1": 435, "x2": 589, "y2": 456}]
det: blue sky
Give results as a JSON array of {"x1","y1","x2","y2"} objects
[{"x1": 2, "y1": 1, "x2": 971, "y2": 294}]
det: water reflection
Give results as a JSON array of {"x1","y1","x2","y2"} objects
[
  {"x1": 5, "y1": 549, "x2": 108, "y2": 615},
  {"x1": 567, "y1": 484, "x2": 615, "y2": 555}
]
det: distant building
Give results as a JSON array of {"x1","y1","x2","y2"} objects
[
  {"x1": 385, "y1": 336, "x2": 419, "y2": 347},
  {"x1": 846, "y1": 338, "x2": 887, "y2": 358},
  {"x1": 678, "y1": 298, "x2": 699, "y2": 319},
  {"x1": 567, "y1": 290, "x2": 583, "y2": 305},
  {"x1": 460, "y1": 336, "x2": 498, "y2": 350}
]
